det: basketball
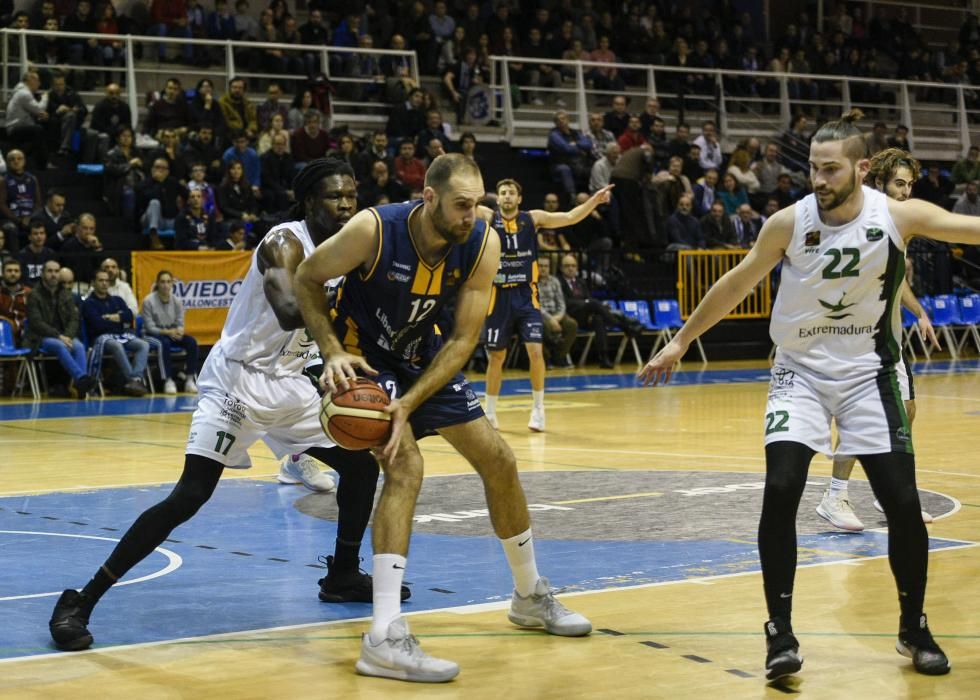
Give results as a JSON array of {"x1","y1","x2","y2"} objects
[{"x1": 319, "y1": 378, "x2": 392, "y2": 450}]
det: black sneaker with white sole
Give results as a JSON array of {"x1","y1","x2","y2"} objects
[
  {"x1": 764, "y1": 617, "x2": 803, "y2": 681},
  {"x1": 49, "y1": 589, "x2": 94, "y2": 651},
  {"x1": 317, "y1": 556, "x2": 411, "y2": 603},
  {"x1": 897, "y1": 614, "x2": 951, "y2": 675}
]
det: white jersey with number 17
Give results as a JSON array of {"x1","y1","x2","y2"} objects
[{"x1": 770, "y1": 186, "x2": 907, "y2": 379}]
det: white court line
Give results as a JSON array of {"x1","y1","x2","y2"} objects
[
  {"x1": 0, "y1": 531, "x2": 181, "y2": 601},
  {"x1": 1, "y1": 538, "x2": 974, "y2": 666},
  {"x1": 0, "y1": 472, "x2": 282, "y2": 498}
]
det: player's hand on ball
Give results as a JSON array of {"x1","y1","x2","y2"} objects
[
  {"x1": 380, "y1": 398, "x2": 411, "y2": 462},
  {"x1": 637, "y1": 339, "x2": 687, "y2": 386},
  {"x1": 320, "y1": 352, "x2": 378, "y2": 394}
]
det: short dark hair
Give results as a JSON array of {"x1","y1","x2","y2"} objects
[
  {"x1": 47, "y1": 189, "x2": 65, "y2": 202},
  {"x1": 496, "y1": 178, "x2": 522, "y2": 195},
  {"x1": 29, "y1": 218, "x2": 47, "y2": 231},
  {"x1": 424, "y1": 153, "x2": 481, "y2": 193}
]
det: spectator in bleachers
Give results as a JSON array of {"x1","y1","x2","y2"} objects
[
  {"x1": 219, "y1": 77, "x2": 258, "y2": 139},
  {"x1": 536, "y1": 194, "x2": 571, "y2": 252},
  {"x1": 0, "y1": 149, "x2": 42, "y2": 244},
  {"x1": 953, "y1": 181, "x2": 980, "y2": 216},
  {"x1": 216, "y1": 160, "x2": 260, "y2": 231},
  {"x1": 150, "y1": 0, "x2": 193, "y2": 63},
  {"x1": 780, "y1": 114, "x2": 810, "y2": 172},
  {"x1": 753, "y1": 142, "x2": 793, "y2": 195},
  {"x1": 718, "y1": 172, "x2": 749, "y2": 215},
  {"x1": 865, "y1": 121, "x2": 889, "y2": 155},
  {"x1": 536, "y1": 254, "x2": 576, "y2": 369},
  {"x1": 29, "y1": 1, "x2": 55, "y2": 30},
  {"x1": 222, "y1": 130, "x2": 261, "y2": 190},
  {"x1": 37, "y1": 190, "x2": 73, "y2": 250},
  {"x1": 386, "y1": 87, "x2": 426, "y2": 145},
  {"x1": 206, "y1": 0, "x2": 237, "y2": 42},
  {"x1": 393, "y1": 140, "x2": 426, "y2": 193},
  {"x1": 94, "y1": 2, "x2": 125, "y2": 84},
  {"x1": 566, "y1": 192, "x2": 613, "y2": 252},
  {"x1": 4, "y1": 70, "x2": 49, "y2": 170},
  {"x1": 298, "y1": 9, "x2": 330, "y2": 74},
  {"x1": 458, "y1": 3, "x2": 484, "y2": 48},
  {"x1": 30, "y1": 17, "x2": 66, "y2": 85},
  {"x1": 459, "y1": 131, "x2": 481, "y2": 167},
  {"x1": 59, "y1": 213, "x2": 102, "y2": 289},
  {"x1": 588, "y1": 35, "x2": 625, "y2": 93},
  {"x1": 663, "y1": 123, "x2": 688, "y2": 161},
  {"x1": 144, "y1": 78, "x2": 191, "y2": 140},
  {"x1": 358, "y1": 161, "x2": 408, "y2": 209},
  {"x1": 732, "y1": 203, "x2": 763, "y2": 247},
  {"x1": 423, "y1": 137, "x2": 446, "y2": 164},
  {"x1": 548, "y1": 110, "x2": 593, "y2": 207},
  {"x1": 260, "y1": 132, "x2": 294, "y2": 214},
  {"x1": 382, "y1": 34, "x2": 417, "y2": 102},
  {"x1": 23, "y1": 259, "x2": 93, "y2": 397},
  {"x1": 602, "y1": 95, "x2": 630, "y2": 137},
  {"x1": 701, "y1": 200, "x2": 737, "y2": 249},
  {"x1": 653, "y1": 155, "x2": 693, "y2": 220},
  {"x1": 692, "y1": 121, "x2": 723, "y2": 172},
  {"x1": 0, "y1": 258, "x2": 30, "y2": 343},
  {"x1": 584, "y1": 112, "x2": 616, "y2": 162},
  {"x1": 151, "y1": 129, "x2": 190, "y2": 186},
  {"x1": 560, "y1": 38, "x2": 588, "y2": 79},
  {"x1": 188, "y1": 79, "x2": 227, "y2": 140},
  {"x1": 62, "y1": 0, "x2": 100, "y2": 88},
  {"x1": 100, "y1": 258, "x2": 139, "y2": 316},
  {"x1": 183, "y1": 126, "x2": 223, "y2": 183},
  {"x1": 665, "y1": 193, "x2": 704, "y2": 250},
  {"x1": 90, "y1": 84, "x2": 132, "y2": 159},
  {"x1": 639, "y1": 98, "x2": 662, "y2": 136},
  {"x1": 727, "y1": 148, "x2": 760, "y2": 194},
  {"x1": 138, "y1": 158, "x2": 185, "y2": 249},
  {"x1": 683, "y1": 143, "x2": 705, "y2": 183},
  {"x1": 104, "y1": 126, "x2": 143, "y2": 218},
  {"x1": 83, "y1": 269, "x2": 149, "y2": 396},
  {"x1": 328, "y1": 132, "x2": 357, "y2": 168},
  {"x1": 175, "y1": 189, "x2": 218, "y2": 250},
  {"x1": 353, "y1": 130, "x2": 393, "y2": 183},
  {"x1": 912, "y1": 164, "x2": 954, "y2": 207},
  {"x1": 291, "y1": 110, "x2": 331, "y2": 168},
  {"x1": 617, "y1": 115, "x2": 647, "y2": 152},
  {"x1": 141, "y1": 269, "x2": 198, "y2": 394},
  {"x1": 590, "y1": 142, "x2": 620, "y2": 194},
  {"x1": 215, "y1": 220, "x2": 247, "y2": 250},
  {"x1": 254, "y1": 7, "x2": 286, "y2": 75},
  {"x1": 46, "y1": 71, "x2": 95, "y2": 161},
  {"x1": 187, "y1": 162, "x2": 220, "y2": 219},
  {"x1": 693, "y1": 168, "x2": 719, "y2": 217},
  {"x1": 611, "y1": 142, "x2": 656, "y2": 247},
  {"x1": 256, "y1": 83, "x2": 289, "y2": 132},
  {"x1": 888, "y1": 124, "x2": 910, "y2": 150},
  {"x1": 953, "y1": 146, "x2": 980, "y2": 184},
  {"x1": 443, "y1": 46, "x2": 485, "y2": 123},
  {"x1": 415, "y1": 109, "x2": 452, "y2": 154},
  {"x1": 257, "y1": 113, "x2": 290, "y2": 155},
  {"x1": 232, "y1": 0, "x2": 258, "y2": 40},
  {"x1": 772, "y1": 173, "x2": 800, "y2": 209}
]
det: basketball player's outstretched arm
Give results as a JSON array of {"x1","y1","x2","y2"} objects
[
  {"x1": 890, "y1": 197, "x2": 980, "y2": 246},
  {"x1": 294, "y1": 210, "x2": 382, "y2": 393},
  {"x1": 638, "y1": 206, "x2": 793, "y2": 386},
  {"x1": 381, "y1": 230, "x2": 502, "y2": 460},
  {"x1": 255, "y1": 230, "x2": 309, "y2": 331},
  {"x1": 529, "y1": 185, "x2": 614, "y2": 229},
  {"x1": 900, "y1": 279, "x2": 940, "y2": 350}
]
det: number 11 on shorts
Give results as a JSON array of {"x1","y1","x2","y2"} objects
[
  {"x1": 214, "y1": 430, "x2": 236, "y2": 456},
  {"x1": 765, "y1": 411, "x2": 789, "y2": 435}
]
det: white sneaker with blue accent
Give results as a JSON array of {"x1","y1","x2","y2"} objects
[
  {"x1": 508, "y1": 577, "x2": 591, "y2": 636},
  {"x1": 356, "y1": 617, "x2": 459, "y2": 683},
  {"x1": 278, "y1": 454, "x2": 336, "y2": 492}
]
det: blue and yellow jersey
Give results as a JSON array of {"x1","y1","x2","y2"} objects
[
  {"x1": 487, "y1": 209, "x2": 539, "y2": 313},
  {"x1": 333, "y1": 200, "x2": 492, "y2": 360}
]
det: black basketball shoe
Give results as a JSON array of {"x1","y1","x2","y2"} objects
[
  {"x1": 49, "y1": 589, "x2": 94, "y2": 651},
  {"x1": 764, "y1": 617, "x2": 803, "y2": 681},
  {"x1": 897, "y1": 614, "x2": 951, "y2": 675},
  {"x1": 317, "y1": 556, "x2": 411, "y2": 603}
]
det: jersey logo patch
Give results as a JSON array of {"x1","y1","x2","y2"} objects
[
  {"x1": 866, "y1": 227, "x2": 884, "y2": 241},
  {"x1": 804, "y1": 230, "x2": 821, "y2": 247},
  {"x1": 818, "y1": 293, "x2": 857, "y2": 320}
]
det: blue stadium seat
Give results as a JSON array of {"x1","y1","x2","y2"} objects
[
  {"x1": 956, "y1": 294, "x2": 980, "y2": 354},
  {"x1": 931, "y1": 294, "x2": 961, "y2": 359},
  {"x1": 649, "y1": 299, "x2": 706, "y2": 363},
  {"x1": 0, "y1": 319, "x2": 39, "y2": 399}
]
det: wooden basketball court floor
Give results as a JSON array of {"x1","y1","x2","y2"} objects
[{"x1": 1, "y1": 360, "x2": 978, "y2": 699}]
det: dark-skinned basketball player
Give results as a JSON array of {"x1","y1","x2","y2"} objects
[{"x1": 49, "y1": 159, "x2": 407, "y2": 652}]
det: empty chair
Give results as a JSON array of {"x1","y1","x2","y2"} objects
[{"x1": 650, "y1": 299, "x2": 707, "y2": 363}]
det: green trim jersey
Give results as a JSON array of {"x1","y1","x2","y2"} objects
[{"x1": 770, "y1": 186, "x2": 906, "y2": 378}]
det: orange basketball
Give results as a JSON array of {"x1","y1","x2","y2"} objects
[{"x1": 319, "y1": 378, "x2": 392, "y2": 450}]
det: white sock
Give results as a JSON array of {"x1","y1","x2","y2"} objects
[
  {"x1": 532, "y1": 390, "x2": 544, "y2": 411},
  {"x1": 829, "y1": 476, "x2": 849, "y2": 498},
  {"x1": 501, "y1": 528, "x2": 540, "y2": 597},
  {"x1": 485, "y1": 394, "x2": 498, "y2": 415},
  {"x1": 369, "y1": 554, "x2": 406, "y2": 644}
]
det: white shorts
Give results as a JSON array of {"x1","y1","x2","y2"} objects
[
  {"x1": 185, "y1": 348, "x2": 333, "y2": 469},
  {"x1": 764, "y1": 356, "x2": 913, "y2": 458}
]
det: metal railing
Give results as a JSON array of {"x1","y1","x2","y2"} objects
[
  {"x1": 677, "y1": 249, "x2": 772, "y2": 320},
  {"x1": 489, "y1": 54, "x2": 980, "y2": 160},
  {"x1": 1, "y1": 28, "x2": 419, "y2": 129}
]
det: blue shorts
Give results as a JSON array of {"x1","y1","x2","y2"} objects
[
  {"x1": 484, "y1": 284, "x2": 543, "y2": 350},
  {"x1": 366, "y1": 341, "x2": 484, "y2": 440}
]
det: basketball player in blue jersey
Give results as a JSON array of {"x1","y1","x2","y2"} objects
[
  {"x1": 295, "y1": 154, "x2": 591, "y2": 683},
  {"x1": 482, "y1": 178, "x2": 613, "y2": 432},
  {"x1": 640, "y1": 110, "x2": 980, "y2": 680},
  {"x1": 817, "y1": 147, "x2": 940, "y2": 531},
  {"x1": 49, "y1": 160, "x2": 403, "y2": 652}
]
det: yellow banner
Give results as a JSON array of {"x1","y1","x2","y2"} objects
[{"x1": 131, "y1": 251, "x2": 252, "y2": 344}]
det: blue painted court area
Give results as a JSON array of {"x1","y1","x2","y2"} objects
[
  {"x1": 0, "y1": 480, "x2": 971, "y2": 660},
  {"x1": 1, "y1": 360, "x2": 978, "y2": 421}
]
